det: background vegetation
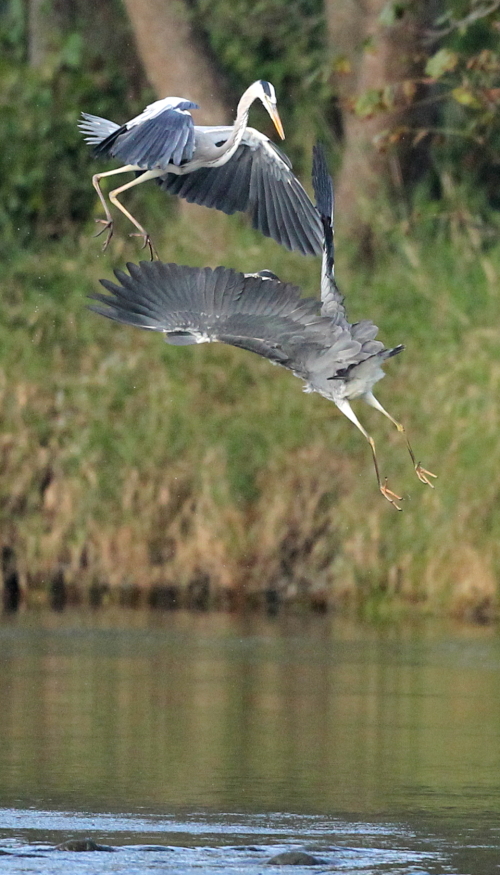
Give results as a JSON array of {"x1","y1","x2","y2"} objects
[{"x1": 0, "y1": 0, "x2": 499, "y2": 618}]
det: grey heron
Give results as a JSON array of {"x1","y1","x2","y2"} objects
[
  {"x1": 90, "y1": 144, "x2": 435, "y2": 509},
  {"x1": 79, "y1": 80, "x2": 323, "y2": 259}
]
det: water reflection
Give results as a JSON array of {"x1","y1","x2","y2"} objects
[{"x1": 0, "y1": 609, "x2": 499, "y2": 825}]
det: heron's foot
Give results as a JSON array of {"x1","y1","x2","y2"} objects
[
  {"x1": 380, "y1": 479, "x2": 403, "y2": 511},
  {"x1": 93, "y1": 218, "x2": 114, "y2": 251},
  {"x1": 415, "y1": 463, "x2": 437, "y2": 488},
  {"x1": 129, "y1": 232, "x2": 158, "y2": 261}
]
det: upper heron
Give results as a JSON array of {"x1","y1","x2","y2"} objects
[
  {"x1": 79, "y1": 80, "x2": 323, "y2": 259},
  {"x1": 90, "y1": 144, "x2": 435, "y2": 509}
]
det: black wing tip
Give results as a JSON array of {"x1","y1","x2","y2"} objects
[
  {"x1": 312, "y1": 142, "x2": 333, "y2": 222},
  {"x1": 257, "y1": 269, "x2": 281, "y2": 281},
  {"x1": 312, "y1": 143, "x2": 335, "y2": 272},
  {"x1": 388, "y1": 344, "x2": 405, "y2": 358}
]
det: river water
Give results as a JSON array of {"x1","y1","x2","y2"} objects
[{"x1": 0, "y1": 609, "x2": 499, "y2": 873}]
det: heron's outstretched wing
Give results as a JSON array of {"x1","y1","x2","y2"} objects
[
  {"x1": 88, "y1": 100, "x2": 199, "y2": 169},
  {"x1": 90, "y1": 261, "x2": 332, "y2": 369},
  {"x1": 311, "y1": 143, "x2": 347, "y2": 322},
  {"x1": 157, "y1": 130, "x2": 323, "y2": 256},
  {"x1": 78, "y1": 113, "x2": 120, "y2": 145},
  {"x1": 311, "y1": 142, "x2": 389, "y2": 372}
]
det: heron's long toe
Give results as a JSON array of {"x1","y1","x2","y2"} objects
[
  {"x1": 415, "y1": 464, "x2": 437, "y2": 488},
  {"x1": 94, "y1": 218, "x2": 114, "y2": 251},
  {"x1": 129, "y1": 232, "x2": 158, "y2": 261},
  {"x1": 380, "y1": 480, "x2": 403, "y2": 511}
]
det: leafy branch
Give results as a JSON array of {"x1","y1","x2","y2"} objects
[{"x1": 424, "y1": 0, "x2": 500, "y2": 42}]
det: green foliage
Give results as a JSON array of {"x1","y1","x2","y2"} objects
[
  {"x1": 378, "y1": 0, "x2": 409, "y2": 26},
  {"x1": 1, "y1": 0, "x2": 499, "y2": 248},
  {"x1": 359, "y1": 0, "x2": 500, "y2": 220},
  {"x1": 427, "y1": 35, "x2": 500, "y2": 213},
  {"x1": 1, "y1": 58, "x2": 120, "y2": 244},
  {"x1": 194, "y1": 0, "x2": 325, "y2": 100},
  {"x1": 353, "y1": 87, "x2": 396, "y2": 119},
  {"x1": 0, "y1": 0, "x2": 151, "y2": 245},
  {"x1": 424, "y1": 48, "x2": 459, "y2": 79},
  {"x1": 192, "y1": 0, "x2": 330, "y2": 162}
]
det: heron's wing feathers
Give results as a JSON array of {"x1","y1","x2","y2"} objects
[
  {"x1": 128, "y1": 97, "x2": 199, "y2": 126},
  {"x1": 312, "y1": 143, "x2": 347, "y2": 322},
  {"x1": 78, "y1": 113, "x2": 121, "y2": 145},
  {"x1": 90, "y1": 262, "x2": 333, "y2": 369},
  {"x1": 90, "y1": 105, "x2": 196, "y2": 169},
  {"x1": 158, "y1": 130, "x2": 323, "y2": 256}
]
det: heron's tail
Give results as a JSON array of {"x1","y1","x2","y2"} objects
[
  {"x1": 312, "y1": 143, "x2": 346, "y2": 320},
  {"x1": 78, "y1": 112, "x2": 120, "y2": 146}
]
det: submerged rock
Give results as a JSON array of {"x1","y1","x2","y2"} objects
[
  {"x1": 55, "y1": 838, "x2": 114, "y2": 852},
  {"x1": 266, "y1": 849, "x2": 326, "y2": 865}
]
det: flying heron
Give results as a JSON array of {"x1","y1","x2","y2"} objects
[
  {"x1": 79, "y1": 80, "x2": 323, "y2": 259},
  {"x1": 89, "y1": 144, "x2": 435, "y2": 509}
]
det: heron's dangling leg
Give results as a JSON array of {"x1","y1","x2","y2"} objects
[
  {"x1": 363, "y1": 392, "x2": 436, "y2": 488},
  {"x1": 336, "y1": 399, "x2": 403, "y2": 510},
  {"x1": 108, "y1": 169, "x2": 163, "y2": 260},
  {"x1": 92, "y1": 165, "x2": 139, "y2": 251}
]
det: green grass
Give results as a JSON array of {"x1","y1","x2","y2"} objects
[{"x1": 2, "y1": 208, "x2": 500, "y2": 618}]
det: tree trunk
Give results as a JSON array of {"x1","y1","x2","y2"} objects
[
  {"x1": 121, "y1": 0, "x2": 231, "y2": 124},
  {"x1": 326, "y1": 0, "x2": 425, "y2": 252},
  {"x1": 28, "y1": 0, "x2": 62, "y2": 67},
  {"x1": 325, "y1": 0, "x2": 367, "y2": 108}
]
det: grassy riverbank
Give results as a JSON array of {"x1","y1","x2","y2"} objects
[{"x1": 2, "y1": 209, "x2": 500, "y2": 619}]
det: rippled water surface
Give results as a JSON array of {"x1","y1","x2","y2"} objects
[{"x1": 1, "y1": 610, "x2": 500, "y2": 873}]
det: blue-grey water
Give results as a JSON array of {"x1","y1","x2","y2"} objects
[{"x1": 0, "y1": 609, "x2": 499, "y2": 873}]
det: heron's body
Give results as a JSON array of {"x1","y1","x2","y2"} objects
[
  {"x1": 90, "y1": 144, "x2": 434, "y2": 508},
  {"x1": 79, "y1": 81, "x2": 323, "y2": 257}
]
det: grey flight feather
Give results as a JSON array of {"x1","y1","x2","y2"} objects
[
  {"x1": 308, "y1": 144, "x2": 403, "y2": 387},
  {"x1": 157, "y1": 134, "x2": 323, "y2": 256},
  {"x1": 90, "y1": 104, "x2": 198, "y2": 170},
  {"x1": 311, "y1": 143, "x2": 333, "y2": 227},
  {"x1": 90, "y1": 258, "x2": 401, "y2": 387},
  {"x1": 311, "y1": 143, "x2": 346, "y2": 322},
  {"x1": 90, "y1": 262, "x2": 345, "y2": 373}
]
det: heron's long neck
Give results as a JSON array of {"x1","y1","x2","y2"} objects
[{"x1": 215, "y1": 92, "x2": 254, "y2": 158}]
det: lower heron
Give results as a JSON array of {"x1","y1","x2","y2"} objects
[{"x1": 90, "y1": 144, "x2": 435, "y2": 508}]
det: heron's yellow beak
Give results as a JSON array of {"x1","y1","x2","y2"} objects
[{"x1": 270, "y1": 107, "x2": 285, "y2": 140}]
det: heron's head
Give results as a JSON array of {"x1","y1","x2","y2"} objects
[{"x1": 251, "y1": 80, "x2": 285, "y2": 140}]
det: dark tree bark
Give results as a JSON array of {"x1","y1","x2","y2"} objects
[
  {"x1": 121, "y1": 0, "x2": 230, "y2": 123},
  {"x1": 326, "y1": 0, "x2": 428, "y2": 252}
]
